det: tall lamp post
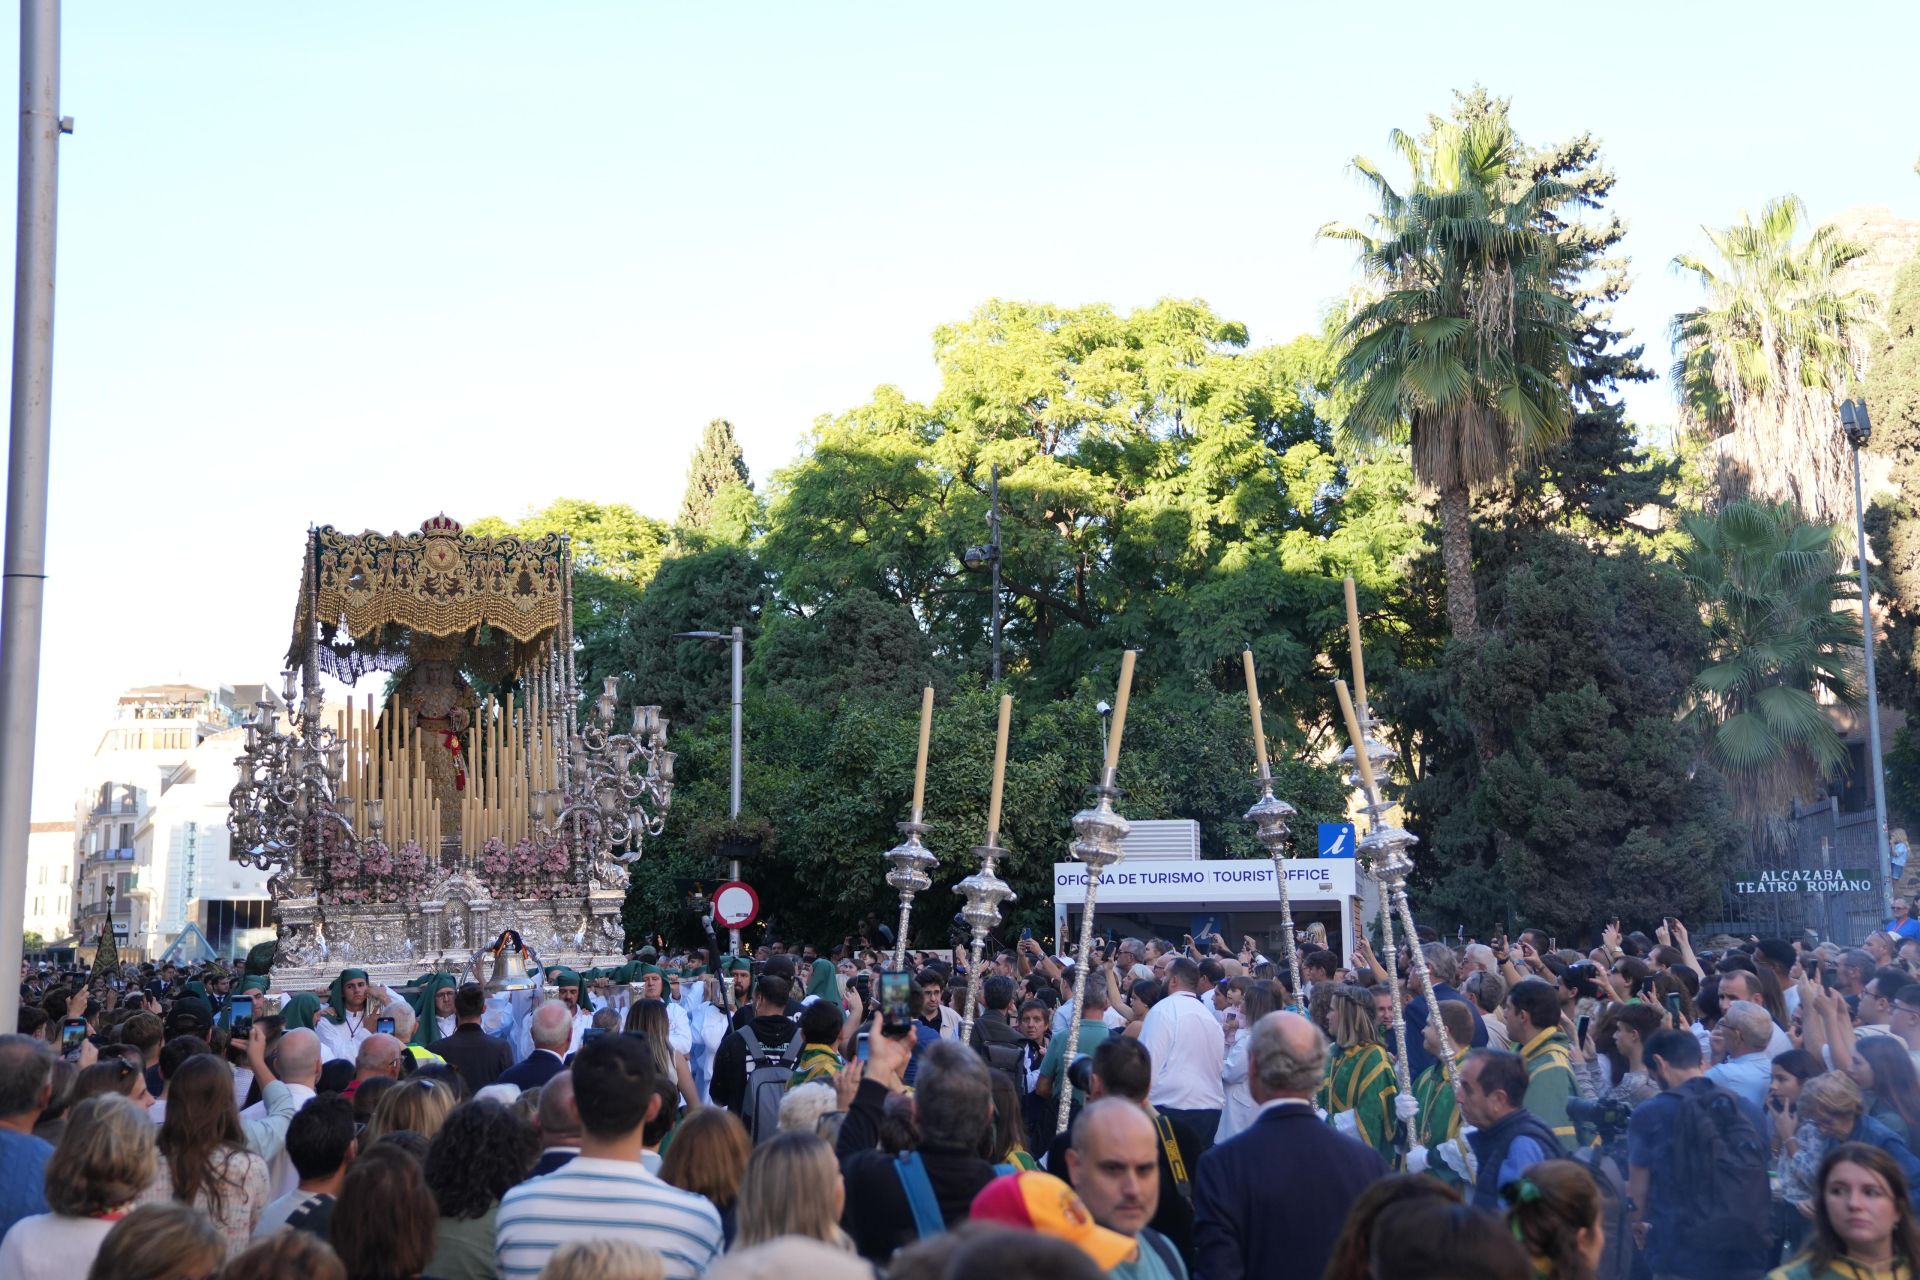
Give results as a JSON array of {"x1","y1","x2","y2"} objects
[
  {"x1": 963, "y1": 464, "x2": 1002, "y2": 683},
  {"x1": 676, "y1": 627, "x2": 746, "y2": 952},
  {"x1": 1841, "y1": 399, "x2": 1895, "y2": 918},
  {"x1": 0, "y1": 1, "x2": 69, "y2": 1032}
]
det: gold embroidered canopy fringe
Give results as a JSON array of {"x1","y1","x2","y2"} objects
[{"x1": 289, "y1": 516, "x2": 569, "y2": 674}]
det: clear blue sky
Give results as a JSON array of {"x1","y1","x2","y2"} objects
[{"x1": 12, "y1": 1, "x2": 1918, "y2": 817}]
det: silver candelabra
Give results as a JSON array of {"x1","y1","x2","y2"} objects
[
  {"x1": 229, "y1": 669, "x2": 347, "y2": 884},
  {"x1": 1057, "y1": 780, "x2": 1130, "y2": 1136},
  {"x1": 956, "y1": 841, "x2": 1016, "y2": 1041},
  {"x1": 1244, "y1": 784, "x2": 1301, "y2": 1005},
  {"x1": 884, "y1": 820, "x2": 938, "y2": 972},
  {"x1": 529, "y1": 675, "x2": 675, "y2": 883}
]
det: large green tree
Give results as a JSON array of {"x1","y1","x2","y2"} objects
[
  {"x1": 760, "y1": 299, "x2": 1420, "y2": 728},
  {"x1": 1323, "y1": 114, "x2": 1578, "y2": 641},
  {"x1": 1671, "y1": 197, "x2": 1877, "y2": 522},
  {"x1": 1394, "y1": 533, "x2": 1742, "y2": 938}
]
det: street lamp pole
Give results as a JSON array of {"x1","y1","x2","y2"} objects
[
  {"x1": 1841, "y1": 399, "x2": 1894, "y2": 919},
  {"x1": 965, "y1": 466, "x2": 1002, "y2": 683},
  {"x1": 677, "y1": 627, "x2": 747, "y2": 953},
  {"x1": 0, "y1": 1, "x2": 67, "y2": 1031}
]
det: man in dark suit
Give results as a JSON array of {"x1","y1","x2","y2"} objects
[
  {"x1": 1193, "y1": 1010, "x2": 1389, "y2": 1280},
  {"x1": 428, "y1": 983, "x2": 514, "y2": 1092},
  {"x1": 496, "y1": 999, "x2": 572, "y2": 1091}
]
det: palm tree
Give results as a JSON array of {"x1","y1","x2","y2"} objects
[
  {"x1": 1670, "y1": 196, "x2": 1877, "y2": 522},
  {"x1": 1323, "y1": 116, "x2": 1578, "y2": 641},
  {"x1": 1678, "y1": 500, "x2": 1860, "y2": 847}
]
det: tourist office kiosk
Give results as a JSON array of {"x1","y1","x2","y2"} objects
[{"x1": 1051, "y1": 854, "x2": 1370, "y2": 966}]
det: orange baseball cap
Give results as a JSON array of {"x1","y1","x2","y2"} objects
[{"x1": 969, "y1": 1171, "x2": 1139, "y2": 1270}]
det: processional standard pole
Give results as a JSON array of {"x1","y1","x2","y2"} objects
[
  {"x1": 884, "y1": 687, "x2": 938, "y2": 972},
  {"x1": 957, "y1": 694, "x2": 1016, "y2": 1041},
  {"x1": 1240, "y1": 650, "x2": 1301, "y2": 1005},
  {"x1": 1335, "y1": 677, "x2": 1468, "y2": 1168},
  {"x1": 1057, "y1": 650, "x2": 1137, "y2": 1136}
]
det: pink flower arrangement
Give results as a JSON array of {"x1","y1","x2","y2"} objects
[
  {"x1": 317, "y1": 837, "x2": 432, "y2": 907},
  {"x1": 477, "y1": 834, "x2": 574, "y2": 900}
]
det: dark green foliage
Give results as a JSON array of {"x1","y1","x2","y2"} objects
[
  {"x1": 678, "y1": 418, "x2": 753, "y2": 531},
  {"x1": 622, "y1": 679, "x2": 1348, "y2": 950},
  {"x1": 754, "y1": 589, "x2": 942, "y2": 708},
  {"x1": 1864, "y1": 250, "x2": 1920, "y2": 708},
  {"x1": 1394, "y1": 533, "x2": 1742, "y2": 939}
]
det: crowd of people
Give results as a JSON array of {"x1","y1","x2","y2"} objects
[{"x1": 14, "y1": 900, "x2": 1920, "y2": 1280}]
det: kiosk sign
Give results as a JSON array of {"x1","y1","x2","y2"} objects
[{"x1": 1053, "y1": 858, "x2": 1357, "y2": 904}]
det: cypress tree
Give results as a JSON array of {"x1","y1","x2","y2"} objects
[
  {"x1": 1864, "y1": 249, "x2": 1920, "y2": 707},
  {"x1": 678, "y1": 418, "x2": 752, "y2": 529}
]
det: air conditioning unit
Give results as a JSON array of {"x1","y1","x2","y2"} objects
[{"x1": 1120, "y1": 819, "x2": 1201, "y2": 861}]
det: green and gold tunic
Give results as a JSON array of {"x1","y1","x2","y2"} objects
[{"x1": 1319, "y1": 1041, "x2": 1398, "y2": 1161}]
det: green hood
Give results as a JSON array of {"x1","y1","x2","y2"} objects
[
  {"x1": 406, "y1": 973, "x2": 459, "y2": 1047},
  {"x1": 325, "y1": 968, "x2": 370, "y2": 1023},
  {"x1": 805, "y1": 958, "x2": 840, "y2": 1010},
  {"x1": 282, "y1": 992, "x2": 322, "y2": 1031}
]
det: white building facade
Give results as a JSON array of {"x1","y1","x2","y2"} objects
[
  {"x1": 71, "y1": 683, "x2": 280, "y2": 961},
  {"x1": 25, "y1": 821, "x2": 73, "y2": 948}
]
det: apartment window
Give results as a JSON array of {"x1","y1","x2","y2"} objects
[{"x1": 35, "y1": 867, "x2": 44, "y2": 885}]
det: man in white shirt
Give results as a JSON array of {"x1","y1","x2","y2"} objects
[
  {"x1": 495, "y1": 1034, "x2": 723, "y2": 1280},
  {"x1": 1135, "y1": 957, "x2": 1225, "y2": 1157},
  {"x1": 313, "y1": 969, "x2": 408, "y2": 1064}
]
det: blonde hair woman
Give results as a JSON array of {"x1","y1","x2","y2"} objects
[
  {"x1": 0, "y1": 1095, "x2": 157, "y2": 1280},
  {"x1": 732, "y1": 1131, "x2": 851, "y2": 1252},
  {"x1": 1316, "y1": 984, "x2": 1398, "y2": 1162},
  {"x1": 85, "y1": 1203, "x2": 223, "y2": 1280},
  {"x1": 364, "y1": 1076, "x2": 459, "y2": 1144},
  {"x1": 535, "y1": 1240, "x2": 665, "y2": 1280}
]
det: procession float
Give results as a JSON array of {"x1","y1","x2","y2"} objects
[{"x1": 227, "y1": 514, "x2": 674, "y2": 987}]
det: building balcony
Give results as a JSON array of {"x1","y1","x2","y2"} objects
[{"x1": 81, "y1": 847, "x2": 136, "y2": 868}]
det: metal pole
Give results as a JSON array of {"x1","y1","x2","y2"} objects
[
  {"x1": 0, "y1": 0, "x2": 66, "y2": 1032},
  {"x1": 989, "y1": 466, "x2": 1001, "y2": 683},
  {"x1": 729, "y1": 625, "x2": 743, "y2": 954},
  {"x1": 1853, "y1": 441, "x2": 1895, "y2": 919}
]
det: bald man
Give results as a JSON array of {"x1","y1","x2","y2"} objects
[
  {"x1": 244, "y1": 1027, "x2": 323, "y2": 1199},
  {"x1": 1070, "y1": 1099, "x2": 1184, "y2": 1280},
  {"x1": 347, "y1": 1033, "x2": 406, "y2": 1100},
  {"x1": 1192, "y1": 1012, "x2": 1389, "y2": 1280}
]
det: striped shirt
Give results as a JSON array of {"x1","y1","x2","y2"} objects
[{"x1": 494, "y1": 1156, "x2": 724, "y2": 1280}]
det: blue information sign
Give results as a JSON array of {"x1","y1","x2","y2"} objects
[{"x1": 1318, "y1": 822, "x2": 1356, "y2": 859}]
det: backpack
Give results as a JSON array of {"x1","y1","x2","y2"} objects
[
  {"x1": 736, "y1": 1025, "x2": 802, "y2": 1143},
  {"x1": 1667, "y1": 1081, "x2": 1772, "y2": 1256}
]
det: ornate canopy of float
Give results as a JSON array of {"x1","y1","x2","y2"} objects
[{"x1": 228, "y1": 515, "x2": 674, "y2": 984}]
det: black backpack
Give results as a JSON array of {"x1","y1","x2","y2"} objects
[
  {"x1": 735, "y1": 1025, "x2": 801, "y2": 1143},
  {"x1": 1668, "y1": 1082, "x2": 1772, "y2": 1256}
]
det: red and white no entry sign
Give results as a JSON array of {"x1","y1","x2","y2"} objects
[{"x1": 713, "y1": 881, "x2": 760, "y2": 929}]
